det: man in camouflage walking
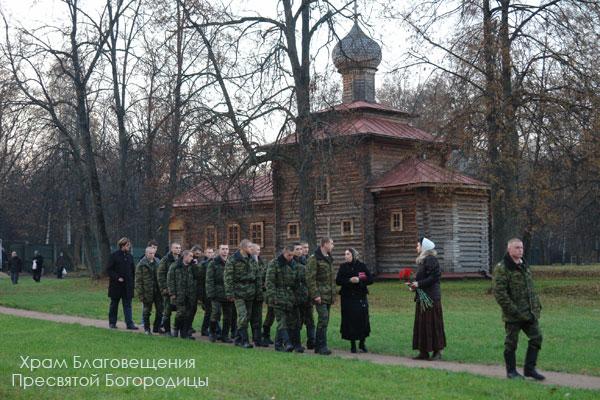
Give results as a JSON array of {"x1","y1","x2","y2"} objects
[
  {"x1": 135, "y1": 246, "x2": 164, "y2": 335},
  {"x1": 266, "y1": 245, "x2": 299, "y2": 352},
  {"x1": 157, "y1": 242, "x2": 181, "y2": 336},
  {"x1": 206, "y1": 244, "x2": 233, "y2": 343},
  {"x1": 224, "y1": 239, "x2": 257, "y2": 349},
  {"x1": 167, "y1": 250, "x2": 197, "y2": 339},
  {"x1": 306, "y1": 237, "x2": 335, "y2": 355},
  {"x1": 493, "y1": 238, "x2": 545, "y2": 381}
]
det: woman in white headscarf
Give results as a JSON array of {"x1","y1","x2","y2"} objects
[{"x1": 408, "y1": 237, "x2": 446, "y2": 360}]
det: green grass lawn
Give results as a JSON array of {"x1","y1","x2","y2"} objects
[
  {"x1": 1, "y1": 265, "x2": 599, "y2": 378},
  {"x1": 0, "y1": 314, "x2": 597, "y2": 399}
]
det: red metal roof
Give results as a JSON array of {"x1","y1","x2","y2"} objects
[
  {"x1": 280, "y1": 114, "x2": 440, "y2": 144},
  {"x1": 370, "y1": 158, "x2": 488, "y2": 191},
  {"x1": 173, "y1": 174, "x2": 273, "y2": 208},
  {"x1": 315, "y1": 101, "x2": 414, "y2": 117}
]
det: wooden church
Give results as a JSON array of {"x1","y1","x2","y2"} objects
[{"x1": 170, "y1": 22, "x2": 490, "y2": 276}]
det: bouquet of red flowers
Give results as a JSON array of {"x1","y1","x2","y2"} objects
[{"x1": 398, "y1": 267, "x2": 433, "y2": 311}]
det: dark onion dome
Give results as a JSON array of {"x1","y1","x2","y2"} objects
[{"x1": 332, "y1": 22, "x2": 382, "y2": 72}]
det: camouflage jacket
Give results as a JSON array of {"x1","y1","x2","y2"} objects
[
  {"x1": 493, "y1": 253, "x2": 542, "y2": 323},
  {"x1": 167, "y1": 259, "x2": 197, "y2": 305},
  {"x1": 135, "y1": 256, "x2": 160, "y2": 303},
  {"x1": 306, "y1": 247, "x2": 336, "y2": 305},
  {"x1": 157, "y1": 252, "x2": 178, "y2": 295},
  {"x1": 266, "y1": 254, "x2": 299, "y2": 310},
  {"x1": 294, "y1": 256, "x2": 310, "y2": 304},
  {"x1": 206, "y1": 256, "x2": 227, "y2": 302},
  {"x1": 224, "y1": 251, "x2": 258, "y2": 301}
]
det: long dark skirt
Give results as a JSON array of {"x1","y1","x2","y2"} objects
[
  {"x1": 340, "y1": 295, "x2": 370, "y2": 340},
  {"x1": 412, "y1": 300, "x2": 446, "y2": 352}
]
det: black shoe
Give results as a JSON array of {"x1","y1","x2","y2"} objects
[
  {"x1": 412, "y1": 352, "x2": 429, "y2": 360},
  {"x1": 507, "y1": 370, "x2": 524, "y2": 379},
  {"x1": 315, "y1": 329, "x2": 331, "y2": 355},
  {"x1": 152, "y1": 326, "x2": 164, "y2": 334},
  {"x1": 524, "y1": 346, "x2": 545, "y2": 380},
  {"x1": 239, "y1": 329, "x2": 253, "y2": 349},
  {"x1": 430, "y1": 351, "x2": 442, "y2": 360},
  {"x1": 359, "y1": 339, "x2": 368, "y2": 353},
  {"x1": 126, "y1": 325, "x2": 139, "y2": 330},
  {"x1": 109, "y1": 323, "x2": 117, "y2": 329},
  {"x1": 504, "y1": 350, "x2": 524, "y2": 379},
  {"x1": 144, "y1": 329, "x2": 152, "y2": 335}
]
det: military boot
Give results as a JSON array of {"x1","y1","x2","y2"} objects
[
  {"x1": 253, "y1": 327, "x2": 268, "y2": 347},
  {"x1": 239, "y1": 328, "x2": 254, "y2": 349},
  {"x1": 504, "y1": 350, "x2": 524, "y2": 379},
  {"x1": 262, "y1": 326, "x2": 274, "y2": 345},
  {"x1": 274, "y1": 330, "x2": 284, "y2": 352},
  {"x1": 162, "y1": 317, "x2": 172, "y2": 337},
  {"x1": 306, "y1": 327, "x2": 315, "y2": 350},
  {"x1": 524, "y1": 346, "x2": 545, "y2": 381},
  {"x1": 316, "y1": 328, "x2": 331, "y2": 355},
  {"x1": 292, "y1": 329, "x2": 305, "y2": 353},
  {"x1": 143, "y1": 316, "x2": 152, "y2": 335},
  {"x1": 281, "y1": 330, "x2": 294, "y2": 352},
  {"x1": 209, "y1": 321, "x2": 218, "y2": 342}
]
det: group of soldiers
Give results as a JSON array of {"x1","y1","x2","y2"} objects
[{"x1": 134, "y1": 237, "x2": 336, "y2": 355}]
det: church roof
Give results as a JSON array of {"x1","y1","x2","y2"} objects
[
  {"x1": 277, "y1": 106, "x2": 440, "y2": 145},
  {"x1": 369, "y1": 158, "x2": 488, "y2": 191},
  {"x1": 172, "y1": 174, "x2": 273, "y2": 208}
]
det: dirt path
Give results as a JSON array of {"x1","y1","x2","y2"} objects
[{"x1": 1, "y1": 305, "x2": 599, "y2": 391}]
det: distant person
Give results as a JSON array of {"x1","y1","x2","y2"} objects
[
  {"x1": 408, "y1": 237, "x2": 446, "y2": 360},
  {"x1": 306, "y1": 237, "x2": 336, "y2": 355},
  {"x1": 199, "y1": 247, "x2": 215, "y2": 336},
  {"x1": 493, "y1": 238, "x2": 545, "y2": 381},
  {"x1": 336, "y1": 248, "x2": 373, "y2": 353},
  {"x1": 206, "y1": 244, "x2": 233, "y2": 343},
  {"x1": 107, "y1": 237, "x2": 138, "y2": 330},
  {"x1": 140, "y1": 239, "x2": 162, "y2": 261},
  {"x1": 8, "y1": 251, "x2": 23, "y2": 284},
  {"x1": 32, "y1": 250, "x2": 44, "y2": 282},
  {"x1": 157, "y1": 242, "x2": 182, "y2": 336},
  {"x1": 55, "y1": 252, "x2": 67, "y2": 279},
  {"x1": 168, "y1": 250, "x2": 197, "y2": 339},
  {"x1": 135, "y1": 246, "x2": 163, "y2": 335}
]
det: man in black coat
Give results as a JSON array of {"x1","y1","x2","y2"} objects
[
  {"x1": 107, "y1": 237, "x2": 138, "y2": 330},
  {"x1": 32, "y1": 250, "x2": 44, "y2": 282},
  {"x1": 8, "y1": 251, "x2": 23, "y2": 284}
]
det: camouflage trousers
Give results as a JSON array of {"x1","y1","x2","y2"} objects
[
  {"x1": 274, "y1": 306, "x2": 300, "y2": 333},
  {"x1": 299, "y1": 302, "x2": 315, "y2": 331},
  {"x1": 504, "y1": 319, "x2": 543, "y2": 352},
  {"x1": 250, "y1": 300, "x2": 263, "y2": 334},
  {"x1": 234, "y1": 299, "x2": 254, "y2": 331},
  {"x1": 162, "y1": 294, "x2": 172, "y2": 320},
  {"x1": 263, "y1": 306, "x2": 275, "y2": 330},
  {"x1": 314, "y1": 303, "x2": 331, "y2": 331},
  {"x1": 142, "y1": 294, "x2": 164, "y2": 331},
  {"x1": 210, "y1": 300, "x2": 233, "y2": 337}
]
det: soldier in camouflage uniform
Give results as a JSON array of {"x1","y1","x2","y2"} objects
[
  {"x1": 299, "y1": 241, "x2": 316, "y2": 349},
  {"x1": 199, "y1": 247, "x2": 215, "y2": 336},
  {"x1": 306, "y1": 237, "x2": 335, "y2": 355},
  {"x1": 157, "y1": 243, "x2": 181, "y2": 336},
  {"x1": 493, "y1": 238, "x2": 544, "y2": 381},
  {"x1": 291, "y1": 243, "x2": 308, "y2": 352},
  {"x1": 266, "y1": 245, "x2": 300, "y2": 352},
  {"x1": 250, "y1": 243, "x2": 269, "y2": 347},
  {"x1": 135, "y1": 246, "x2": 163, "y2": 335},
  {"x1": 167, "y1": 250, "x2": 197, "y2": 339},
  {"x1": 188, "y1": 245, "x2": 204, "y2": 337},
  {"x1": 224, "y1": 239, "x2": 257, "y2": 349},
  {"x1": 206, "y1": 244, "x2": 233, "y2": 343}
]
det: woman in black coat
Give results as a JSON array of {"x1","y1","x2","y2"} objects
[
  {"x1": 408, "y1": 237, "x2": 446, "y2": 360},
  {"x1": 107, "y1": 237, "x2": 137, "y2": 330},
  {"x1": 336, "y1": 248, "x2": 373, "y2": 353}
]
